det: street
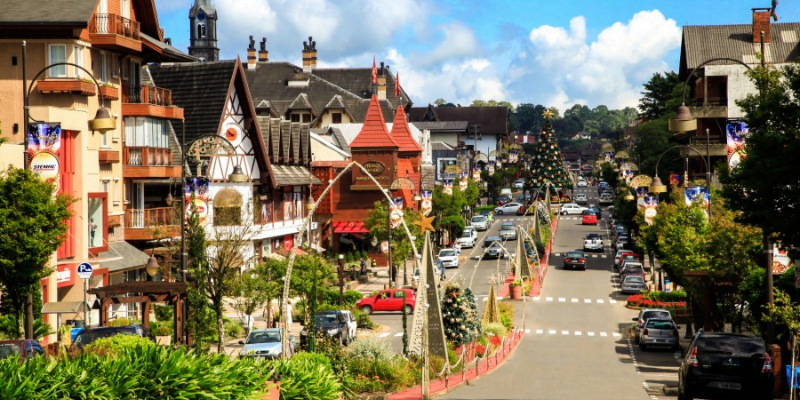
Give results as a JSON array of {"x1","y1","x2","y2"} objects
[{"x1": 440, "y1": 186, "x2": 682, "y2": 400}]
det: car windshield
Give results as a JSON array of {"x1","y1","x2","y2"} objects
[
  {"x1": 461, "y1": 231, "x2": 472, "y2": 238},
  {"x1": 697, "y1": 336, "x2": 764, "y2": 356},
  {"x1": 587, "y1": 234, "x2": 601, "y2": 239},
  {"x1": 646, "y1": 320, "x2": 675, "y2": 329},
  {"x1": 624, "y1": 276, "x2": 645, "y2": 283},
  {"x1": 439, "y1": 250, "x2": 456, "y2": 257},
  {"x1": 642, "y1": 311, "x2": 671, "y2": 320},
  {"x1": 472, "y1": 216, "x2": 486, "y2": 222},
  {"x1": 479, "y1": 210, "x2": 491, "y2": 216},
  {"x1": 566, "y1": 252, "x2": 583, "y2": 258},
  {"x1": 501, "y1": 223, "x2": 513, "y2": 229},
  {"x1": 0, "y1": 344, "x2": 20, "y2": 358},
  {"x1": 315, "y1": 313, "x2": 341, "y2": 326},
  {"x1": 247, "y1": 331, "x2": 281, "y2": 344}
]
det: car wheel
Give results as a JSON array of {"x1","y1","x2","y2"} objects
[
  {"x1": 404, "y1": 305, "x2": 413, "y2": 314},
  {"x1": 496, "y1": 210, "x2": 503, "y2": 215},
  {"x1": 679, "y1": 387, "x2": 694, "y2": 400},
  {"x1": 360, "y1": 305, "x2": 373, "y2": 315},
  {"x1": 639, "y1": 342, "x2": 647, "y2": 351}
]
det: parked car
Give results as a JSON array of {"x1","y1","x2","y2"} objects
[
  {"x1": 619, "y1": 259, "x2": 644, "y2": 273},
  {"x1": 632, "y1": 309, "x2": 672, "y2": 343},
  {"x1": 471, "y1": 215, "x2": 489, "y2": 231},
  {"x1": 582, "y1": 211, "x2": 598, "y2": 225},
  {"x1": 357, "y1": 289, "x2": 416, "y2": 315},
  {"x1": 589, "y1": 205, "x2": 602, "y2": 219},
  {"x1": 615, "y1": 236, "x2": 630, "y2": 251},
  {"x1": 240, "y1": 329, "x2": 294, "y2": 359},
  {"x1": 583, "y1": 233, "x2": 603, "y2": 252},
  {"x1": 496, "y1": 194, "x2": 512, "y2": 205},
  {"x1": 563, "y1": 251, "x2": 586, "y2": 270},
  {"x1": 619, "y1": 263, "x2": 645, "y2": 282},
  {"x1": 599, "y1": 193, "x2": 614, "y2": 205},
  {"x1": 456, "y1": 227, "x2": 477, "y2": 248},
  {"x1": 614, "y1": 250, "x2": 634, "y2": 267},
  {"x1": 679, "y1": 332, "x2": 774, "y2": 400},
  {"x1": 560, "y1": 203, "x2": 588, "y2": 215},
  {"x1": 575, "y1": 193, "x2": 588, "y2": 204},
  {"x1": 499, "y1": 222, "x2": 517, "y2": 241},
  {"x1": 0, "y1": 339, "x2": 44, "y2": 361},
  {"x1": 72, "y1": 325, "x2": 155, "y2": 350},
  {"x1": 437, "y1": 248, "x2": 460, "y2": 269},
  {"x1": 495, "y1": 202, "x2": 521, "y2": 215},
  {"x1": 513, "y1": 179, "x2": 525, "y2": 189},
  {"x1": 577, "y1": 180, "x2": 588, "y2": 187},
  {"x1": 482, "y1": 237, "x2": 505, "y2": 259},
  {"x1": 620, "y1": 275, "x2": 648, "y2": 295},
  {"x1": 300, "y1": 310, "x2": 356, "y2": 347},
  {"x1": 638, "y1": 318, "x2": 679, "y2": 351}
]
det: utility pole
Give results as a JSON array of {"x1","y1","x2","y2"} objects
[{"x1": 387, "y1": 196, "x2": 394, "y2": 288}]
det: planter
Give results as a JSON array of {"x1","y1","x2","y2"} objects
[
  {"x1": 37, "y1": 79, "x2": 97, "y2": 96},
  {"x1": 510, "y1": 284, "x2": 522, "y2": 300},
  {"x1": 100, "y1": 85, "x2": 119, "y2": 100},
  {"x1": 156, "y1": 335, "x2": 171, "y2": 346},
  {"x1": 261, "y1": 381, "x2": 280, "y2": 400}
]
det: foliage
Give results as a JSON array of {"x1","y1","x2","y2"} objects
[
  {"x1": 638, "y1": 290, "x2": 687, "y2": 302},
  {"x1": 638, "y1": 71, "x2": 681, "y2": 121},
  {"x1": 764, "y1": 289, "x2": 800, "y2": 340},
  {"x1": 626, "y1": 294, "x2": 687, "y2": 310},
  {"x1": 441, "y1": 282, "x2": 481, "y2": 346},
  {"x1": 185, "y1": 195, "x2": 216, "y2": 352},
  {"x1": 154, "y1": 325, "x2": 171, "y2": 337},
  {"x1": 363, "y1": 200, "x2": 423, "y2": 267},
  {"x1": 599, "y1": 163, "x2": 618, "y2": 189},
  {"x1": 230, "y1": 261, "x2": 275, "y2": 334},
  {"x1": 270, "y1": 353, "x2": 343, "y2": 400},
  {"x1": 291, "y1": 254, "x2": 335, "y2": 325},
  {"x1": 85, "y1": 334, "x2": 155, "y2": 357},
  {"x1": 223, "y1": 318, "x2": 245, "y2": 339},
  {"x1": 430, "y1": 178, "x2": 479, "y2": 235},
  {"x1": 33, "y1": 319, "x2": 54, "y2": 341},
  {"x1": 483, "y1": 322, "x2": 506, "y2": 338},
  {"x1": 347, "y1": 336, "x2": 395, "y2": 363},
  {"x1": 154, "y1": 305, "x2": 173, "y2": 322},
  {"x1": 0, "y1": 167, "x2": 74, "y2": 337},
  {"x1": 497, "y1": 301, "x2": 514, "y2": 330},
  {"x1": 722, "y1": 63, "x2": 800, "y2": 249},
  {"x1": 109, "y1": 317, "x2": 131, "y2": 327},
  {"x1": 323, "y1": 289, "x2": 363, "y2": 306}
]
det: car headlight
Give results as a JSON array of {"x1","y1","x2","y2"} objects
[{"x1": 328, "y1": 328, "x2": 340, "y2": 335}]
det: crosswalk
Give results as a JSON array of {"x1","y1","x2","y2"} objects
[
  {"x1": 532, "y1": 296, "x2": 618, "y2": 304},
  {"x1": 552, "y1": 252, "x2": 608, "y2": 258},
  {"x1": 524, "y1": 329, "x2": 622, "y2": 338}
]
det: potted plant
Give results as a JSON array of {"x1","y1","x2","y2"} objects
[
  {"x1": 509, "y1": 279, "x2": 523, "y2": 300},
  {"x1": 57, "y1": 324, "x2": 72, "y2": 347},
  {"x1": 155, "y1": 325, "x2": 171, "y2": 346}
]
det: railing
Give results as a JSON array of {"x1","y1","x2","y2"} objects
[
  {"x1": 124, "y1": 146, "x2": 172, "y2": 166},
  {"x1": 122, "y1": 84, "x2": 174, "y2": 107},
  {"x1": 90, "y1": 13, "x2": 140, "y2": 40},
  {"x1": 688, "y1": 97, "x2": 727, "y2": 107},
  {"x1": 688, "y1": 136, "x2": 726, "y2": 145},
  {"x1": 125, "y1": 207, "x2": 176, "y2": 229}
]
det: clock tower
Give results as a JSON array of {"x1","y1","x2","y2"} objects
[{"x1": 188, "y1": 0, "x2": 218, "y2": 61}]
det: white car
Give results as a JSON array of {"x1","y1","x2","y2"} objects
[
  {"x1": 471, "y1": 215, "x2": 488, "y2": 231},
  {"x1": 599, "y1": 193, "x2": 614, "y2": 205},
  {"x1": 456, "y1": 228, "x2": 477, "y2": 248},
  {"x1": 575, "y1": 193, "x2": 588, "y2": 204},
  {"x1": 560, "y1": 203, "x2": 587, "y2": 215},
  {"x1": 437, "y1": 249, "x2": 460, "y2": 269},
  {"x1": 339, "y1": 310, "x2": 358, "y2": 343},
  {"x1": 494, "y1": 202, "x2": 521, "y2": 215},
  {"x1": 513, "y1": 179, "x2": 525, "y2": 189},
  {"x1": 577, "y1": 181, "x2": 588, "y2": 187}
]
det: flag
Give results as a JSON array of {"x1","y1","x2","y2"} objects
[
  {"x1": 371, "y1": 56, "x2": 378, "y2": 85},
  {"x1": 394, "y1": 72, "x2": 401, "y2": 97}
]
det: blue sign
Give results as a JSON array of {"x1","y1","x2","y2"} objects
[{"x1": 76, "y1": 262, "x2": 93, "y2": 280}]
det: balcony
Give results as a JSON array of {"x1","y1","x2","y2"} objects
[
  {"x1": 89, "y1": 13, "x2": 142, "y2": 53},
  {"x1": 682, "y1": 137, "x2": 728, "y2": 158},
  {"x1": 123, "y1": 146, "x2": 181, "y2": 178},
  {"x1": 36, "y1": 79, "x2": 97, "y2": 96},
  {"x1": 124, "y1": 207, "x2": 178, "y2": 241},
  {"x1": 688, "y1": 97, "x2": 728, "y2": 119},
  {"x1": 122, "y1": 84, "x2": 184, "y2": 119}
]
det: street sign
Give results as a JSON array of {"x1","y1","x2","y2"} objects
[{"x1": 76, "y1": 262, "x2": 93, "y2": 280}]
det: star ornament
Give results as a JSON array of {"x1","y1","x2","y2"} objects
[
  {"x1": 542, "y1": 109, "x2": 554, "y2": 120},
  {"x1": 414, "y1": 212, "x2": 435, "y2": 233}
]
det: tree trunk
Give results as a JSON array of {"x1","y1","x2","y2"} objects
[
  {"x1": 25, "y1": 294, "x2": 33, "y2": 340},
  {"x1": 216, "y1": 312, "x2": 225, "y2": 353}
]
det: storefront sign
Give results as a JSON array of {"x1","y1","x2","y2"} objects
[
  {"x1": 362, "y1": 161, "x2": 386, "y2": 176},
  {"x1": 28, "y1": 123, "x2": 62, "y2": 192},
  {"x1": 56, "y1": 264, "x2": 75, "y2": 288}
]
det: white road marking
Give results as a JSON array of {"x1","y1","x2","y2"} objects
[
  {"x1": 588, "y1": 332, "x2": 595, "y2": 336},
  {"x1": 561, "y1": 330, "x2": 569, "y2": 335},
  {"x1": 379, "y1": 333, "x2": 390, "y2": 338},
  {"x1": 613, "y1": 332, "x2": 621, "y2": 337},
  {"x1": 549, "y1": 330, "x2": 556, "y2": 335},
  {"x1": 533, "y1": 296, "x2": 540, "y2": 301},
  {"x1": 482, "y1": 297, "x2": 488, "y2": 302},
  {"x1": 591, "y1": 255, "x2": 598, "y2": 258},
  {"x1": 554, "y1": 253, "x2": 561, "y2": 257},
  {"x1": 525, "y1": 329, "x2": 531, "y2": 334},
  {"x1": 574, "y1": 331, "x2": 582, "y2": 336},
  {"x1": 600, "y1": 332, "x2": 608, "y2": 337},
  {"x1": 609, "y1": 299, "x2": 617, "y2": 304},
  {"x1": 601, "y1": 255, "x2": 608, "y2": 258},
  {"x1": 394, "y1": 332, "x2": 404, "y2": 337},
  {"x1": 584, "y1": 299, "x2": 592, "y2": 303},
  {"x1": 546, "y1": 297, "x2": 553, "y2": 302},
  {"x1": 558, "y1": 297, "x2": 566, "y2": 302},
  {"x1": 596, "y1": 299, "x2": 604, "y2": 304},
  {"x1": 571, "y1": 298, "x2": 578, "y2": 303},
  {"x1": 535, "y1": 329, "x2": 543, "y2": 334}
]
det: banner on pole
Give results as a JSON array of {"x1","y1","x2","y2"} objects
[
  {"x1": 185, "y1": 177, "x2": 210, "y2": 224},
  {"x1": 643, "y1": 195, "x2": 658, "y2": 226},
  {"x1": 27, "y1": 123, "x2": 62, "y2": 192},
  {"x1": 726, "y1": 121, "x2": 748, "y2": 169},
  {"x1": 420, "y1": 190, "x2": 432, "y2": 216},
  {"x1": 443, "y1": 179, "x2": 453, "y2": 195},
  {"x1": 390, "y1": 197, "x2": 404, "y2": 229}
]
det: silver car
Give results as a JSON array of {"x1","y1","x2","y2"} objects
[
  {"x1": 471, "y1": 215, "x2": 488, "y2": 231},
  {"x1": 620, "y1": 275, "x2": 647, "y2": 294},
  {"x1": 639, "y1": 318, "x2": 679, "y2": 351},
  {"x1": 239, "y1": 329, "x2": 294, "y2": 359},
  {"x1": 632, "y1": 309, "x2": 672, "y2": 344},
  {"x1": 499, "y1": 222, "x2": 517, "y2": 240}
]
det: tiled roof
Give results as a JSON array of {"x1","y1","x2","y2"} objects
[
  {"x1": 149, "y1": 61, "x2": 236, "y2": 145},
  {"x1": 408, "y1": 106, "x2": 508, "y2": 135},
  {"x1": 325, "y1": 95, "x2": 347, "y2": 108},
  {"x1": 312, "y1": 67, "x2": 411, "y2": 103},
  {"x1": 411, "y1": 121, "x2": 468, "y2": 132},
  {"x1": 330, "y1": 123, "x2": 422, "y2": 148},
  {"x1": 0, "y1": 0, "x2": 95, "y2": 25},
  {"x1": 681, "y1": 23, "x2": 800, "y2": 72},
  {"x1": 390, "y1": 105, "x2": 422, "y2": 153},
  {"x1": 288, "y1": 93, "x2": 315, "y2": 113},
  {"x1": 350, "y1": 96, "x2": 398, "y2": 149}
]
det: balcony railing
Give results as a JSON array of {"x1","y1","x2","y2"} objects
[
  {"x1": 688, "y1": 97, "x2": 727, "y2": 107},
  {"x1": 125, "y1": 207, "x2": 176, "y2": 229},
  {"x1": 122, "y1": 84, "x2": 174, "y2": 107},
  {"x1": 124, "y1": 146, "x2": 172, "y2": 166},
  {"x1": 90, "y1": 13, "x2": 140, "y2": 40}
]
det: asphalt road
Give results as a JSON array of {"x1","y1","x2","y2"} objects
[{"x1": 441, "y1": 186, "x2": 682, "y2": 400}]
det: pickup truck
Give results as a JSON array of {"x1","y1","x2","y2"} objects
[{"x1": 583, "y1": 233, "x2": 603, "y2": 252}]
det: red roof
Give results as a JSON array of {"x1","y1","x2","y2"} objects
[
  {"x1": 395, "y1": 158, "x2": 420, "y2": 210},
  {"x1": 333, "y1": 220, "x2": 371, "y2": 233},
  {"x1": 350, "y1": 95, "x2": 399, "y2": 149},
  {"x1": 391, "y1": 105, "x2": 422, "y2": 153}
]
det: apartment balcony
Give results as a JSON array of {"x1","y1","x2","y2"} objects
[
  {"x1": 122, "y1": 84, "x2": 184, "y2": 119},
  {"x1": 688, "y1": 97, "x2": 728, "y2": 119},
  {"x1": 36, "y1": 79, "x2": 97, "y2": 96},
  {"x1": 122, "y1": 145, "x2": 181, "y2": 178},
  {"x1": 88, "y1": 13, "x2": 142, "y2": 53},
  {"x1": 681, "y1": 136, "x2": 728, "y2": 158},
  {"x1": 124, "y1": 207, "x2": 178, "y2": 241}
]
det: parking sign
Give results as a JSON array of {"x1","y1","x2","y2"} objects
[{"x1": 76, "y1": 262, "x2": 93, "y2": 280}]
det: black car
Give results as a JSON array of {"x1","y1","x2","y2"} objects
[
  {"x1": 300, "y1": 310, "x2": 352, "y2": 347},
  {"x1": 679, "y1": 331, "x2": 774, "y2": 400},
  {"x1": 589, "y1": 205, "x2": 602, "y2": 219},
  {"x1": 563, "y1": 251, "x2": 586, "y2": 270},
  {"x1": 71, "y1": 325, "x2": 154, "y2": 349}
]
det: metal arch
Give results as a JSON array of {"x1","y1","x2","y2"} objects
[
  {"x1": 25, "y1": 62, "x2": 107, "y2": 123},
  {"x1": 185, "y1": 135, "x2": 237, "y2": 177},
  {"x1": 654, "y1": 145, "x2": 710, "y2": 177},
  {"x1": 681, "y1": 57, "x2": 754, "y2": 106}
]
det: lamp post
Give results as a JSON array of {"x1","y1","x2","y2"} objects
[
  {"x1": 648, "y1": 145, "x2": 712, "y2": 221},
  {"x1": 337, "y1": 254, "x2": 345, "y2": 306},
  {"x1": 20, "y1": 42, "x2": 115, "y2": 340}
]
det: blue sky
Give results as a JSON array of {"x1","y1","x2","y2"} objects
[{"x1": 154, "y1": 0, "x2": 798, "y2": 111}]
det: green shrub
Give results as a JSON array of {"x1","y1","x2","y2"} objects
[
  {"x1": 292, "y1": 351, "x2": 333, "y2": 369},
  {"x1": 154, "y1": 305, "x2": 173, "y2": 321},
  {"x1": 270, "y1": 353, "x2": 343, "y2": 400},
  {"x1": 642, "y1": 290, "x2": 687, "y2": 302},
  {"x1": 347, "y1": 336, "x2": 394, "y2": 362},
  {"x1": 483, "y1": 322, "x2": 506, "y2": 338},
  {"x1": 86, "y1": 334, "x2": 155, "y2": 357},
  {"x1": 109, "y1": 317, "x2": 131, "y2": 327},
  {"x1": 155, "y1": 325, "x2": 171, "y2": 336},
  {"x1": 497, "y1": 302, "x2": 514, "y2": 330},
  {"x1": 352, "y1": 308, "x2": 374, "y2": 329},
  {"x1": 223, "y1": 318, "x2": 244, "y2": 338},
  {"x1": 348, "y1": 357, "x2": 416, "y2": 393},
  {"x1": 324, "y1": 289, "x2": 363, "y2": 306}
]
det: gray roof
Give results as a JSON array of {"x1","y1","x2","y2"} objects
[
  {"x1": 140, "y1": 32, "x2": 200, "y2": 62},
  {"x1": 408, "y1": 105, "x2": 508, "y2": 135},
  {"x1": 272, "y1": 165, "x2": 321, "y2": 186},
  {"x1": 0, "y1": 0, "x2": 95, "y2": 25},
  {"x1": 681, "y1": 23, "x2": 800, "y2": 73},
  {"x1": 431, "y1": 141, "x2": 456, "y2": 151},
  {"x1": 411, "y1": 121, "x2": 469, "y2": 132},
  {"x1": 98, "y1": 241, "x2": 151, "y2": 273}
]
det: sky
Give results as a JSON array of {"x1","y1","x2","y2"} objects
[{"x1": 154, "y1": 0, "x2": 799, "y2": 112}]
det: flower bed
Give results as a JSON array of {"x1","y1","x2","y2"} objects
[{"x1": 626, "y1": 294, "x2": 687, "y2": 310}]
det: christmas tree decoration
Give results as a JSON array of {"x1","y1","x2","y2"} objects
[
  {"x1": 528, "y1": 110, "x2": 572, "y2": 191},
  {"x1": 441, "y1": 282, "x2": 481, "y2": 347},
  {"x1": 482, "y1": 282, "x2": 501, "y2": 325}
]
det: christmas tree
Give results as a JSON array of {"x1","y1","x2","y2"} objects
[
  {"x1": 529, "y1": 109, "x2": 572, "y2": 191},
  {"x1": 482, "y1": 283, "x2": 501, "y2": 325},
  {"x1": 441, "y1": 282, "x2": 481, "y2": 346}
]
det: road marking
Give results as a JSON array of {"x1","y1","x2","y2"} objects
[
  {"x1": 535, "y1": 329, "x2": 543, "y2": 334},
  {"x1": 609, "y1": 299, "x2": 617, "y2": 304},
  {"x1": 591, "y1": 255, "x2": 598, "y2": 258},
  {"x1": 482, "y1": 297, "x2": 488, "y2": 302},
  {"x1": 613, "y1": 332, "x2": 621, "y2": 337},
  {"x1": 584, "y1": 299, "x2": 592, "y2": 303},
  {"x1": 525, "y1": 329, "x2": 531, "y2": 334},
  {"x1": 596, "y1": 299, "x2": 604, "y2": 304},
  {"x1": 553, "y1": 253, "x2": 561, "y2": 257},
  {"x1": 558, "y1": 297, "x2": 565, "y2": 302},
  {"x1": 394, "y1": 332, "x2": 404, "y2": 337},
  {"x1": 548, "y1": 330, "x2": 556, "y2": 335},
  {"x1": 561, "y1": 330, "x2": 569, "y2": 335},
  {"x1": 601, "y1": 255, "x2": 608, "y2": 258},
  {"x1": 600, "y1": 332, "x2": 608, "y2": 337},
  {"x1": 546, "y1": 297, "x2": 553, "y2": 302},
  {"x1": 533, "y1": 296, "x2": 540, "y2": 301},
  {"x1": 379, "y1": 333, "x2": 390, "y2": 338},
  {"x1": 574, "y1": 331, "x2": 582, "y2": 336},
  {"x1": 588, "y1": 332, "x2": 595, "y2": 336},
  {"x1": 571, "y1": 298, "x2": 578, "y2": 303}
]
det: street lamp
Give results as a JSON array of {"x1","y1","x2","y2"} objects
[
  {"x1": 145, "y1": 255, "x2": 160, "y2": 278},
  {"x1": 648, "y1": 145, "x2": 711, "y2": 220}
]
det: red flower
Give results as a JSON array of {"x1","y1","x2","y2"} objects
[
  {"x1": 476, "y1": 344, "x2": 487, "y2": 356},
  {"x1": 489, "y1": 336, "x2": 501, "y2": 346}
]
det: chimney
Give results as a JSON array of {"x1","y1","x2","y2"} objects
[
  {"x1": 258, "y1": 37, "x2": 268, "y2": 62},
  {"x1": 752, "y1": 8, "x2": 771, "y2": 43},
  {"x1": 302, "y1": 36, "x2": 317, "y2": 73},
  {"x1": 377, "y1": 62, "x2": 387, "y2": 100},
  {"x1": 247, "y1": 35, "x2": 257, "y2": 70}
]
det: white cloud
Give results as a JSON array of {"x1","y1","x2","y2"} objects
[{"x1": 507, "y1": 10, "x2": 681, "y2": 111}]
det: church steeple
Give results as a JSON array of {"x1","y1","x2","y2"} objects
[{"x1": 188, "y1": 0, "x2": 218, "y2": 61}]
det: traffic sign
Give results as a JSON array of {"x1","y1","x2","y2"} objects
[{"x1": 76, "y1": 262, "x2": 93, "y2": 280}]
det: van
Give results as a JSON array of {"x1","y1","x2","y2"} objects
[{"x1": 500, "y1": 188, "x2": 512, "y2": 196}]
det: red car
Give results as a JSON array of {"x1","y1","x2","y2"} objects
[
  {"x1": 356, "y1": 288, "x2": 416, "y2": 315},
  {"x1": 582, "y1": 212, "x2": 598, "y2": 225}
]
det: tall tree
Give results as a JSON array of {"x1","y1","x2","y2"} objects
[
  {"x1": 638, "y1": 71, "x2": 680, "y2": 121},
  {"x1": 0, "y1": 167, "x2": 73, "y2": 339},
  {"x1": 184, "y1": 197, "x2": 216, "y2": 351}
]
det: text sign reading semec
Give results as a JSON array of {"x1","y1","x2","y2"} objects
[{"x1": 76, "y1": 262, "x2": 94, "y2": 280}]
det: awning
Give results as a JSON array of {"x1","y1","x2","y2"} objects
[
  {"x1": 333, "y1": 220, "x2": 370, "y2": 234},
  {"x1": 272, "y1": 165, "x2": 322, "y2": 186},
  {"x1": 41, "y1": 301, "x2": 90, "y2": 314},
  {"x1": 97, "y1": 241, "x2": 151, "y2": 273}
]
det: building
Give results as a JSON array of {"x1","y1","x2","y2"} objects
[
  {"x1": 676, "y1": 7, "x2": 800, "y2": 186},
  {"x1": 0, "y1": 0, "x2": 195, "y2": 341},
  {"x1": 188, "y1": 0, "x2": 219, "y2": 62},
  {"x1": 408, "y1": 104, "x2": 509, "y2": 156}
]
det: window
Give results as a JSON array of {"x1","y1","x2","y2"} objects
[
  {"x1": 99, "y1": 52, "x2": 108, "y2": 82},
  {"x1": 213, "y1": 188, "x2": 242, "y2": 226},
  {"x1": 48, "y1": 44, "x2": 67, "y2": 78},
  {"x1": 124, "y1": 117, "x2": 169, "y2": 148},
  {"x1": 113, "y1": 179, "x2": 120, "y2": 205},
  {"x1": 394, "y1": 291, "x2": 406, "y2": 299},
  {"x1": 111, "y1": 55, "x2": 119, "y2": 78},
  {"x1": 73, "y1": 45, "x2": 84, "y2": 78},
  {"x1": 293, "y1": 187, "x2": 302, "y2": 219},
  {"x1": 88, "y1": 193, "x2": 108, "y2": 252},
  {"x1": 101, "y1": 179, "x2": 110, "y2": 201},
  {"x1": 302, "y1": 114, "x2": 312, "y2": 123},
  {"x1": 101, "y1": 130, "x2": 110, "y2": 148},
  {"x1": 332, "y1": 112, "x2": 342, "y2": 124},
  {"x1": 290, "y1": 114, "x2": 300, "y2": 123},
  {"x1": 197, "y1": 23, "x2": 206, "y2": 39}
]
